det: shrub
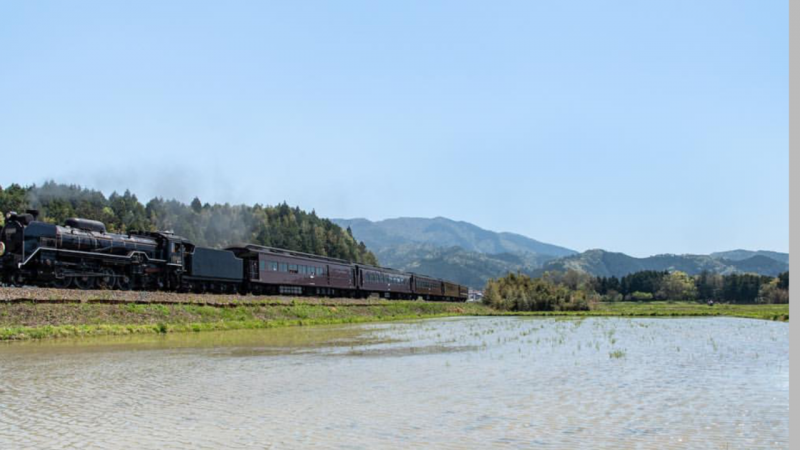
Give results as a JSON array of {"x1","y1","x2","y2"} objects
[
  {"x1": 629, "y1": 291, "x2": 654, "y2": 302},
  {"x1": 483, "y1": 273, "x2": 592, "y2": 312}
]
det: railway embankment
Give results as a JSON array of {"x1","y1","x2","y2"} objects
[
  {"x1": 0, "y1": 288, "x2": 787, "y2": 340},
  {"x1": 0, "y1": 287, "x2": 494, "y2": 340}
]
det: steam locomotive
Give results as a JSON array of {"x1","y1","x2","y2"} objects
[{"x1": 0, "y1": 211, "x2": 468, "y2": 301}]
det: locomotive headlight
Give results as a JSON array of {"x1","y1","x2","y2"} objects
[{"x1": 0, "y1": 241, "x2": 5, "y2": 257}]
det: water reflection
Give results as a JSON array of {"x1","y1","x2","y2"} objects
[{"x1": 0, "y1": 317, "x2": 788, "y2": 449}]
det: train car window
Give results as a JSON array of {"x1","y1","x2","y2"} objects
[
  {"x1": 289, "y1": 264, "x2": 298, "y2": 273},
  {"x1": 270, "y1": 262, "x2": 278, "y2": 271},
  {"x1": 316, "y1": 267, "x2": 324, "y2": 275},
  {"x1": 260, "y1": 261, "x2": 266, "y2": 271},
  {"x1": 280, "y1": 263, "x2": 288, "y2": 272}
]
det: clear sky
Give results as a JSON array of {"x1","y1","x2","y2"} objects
[{"x1": 0, "y1": 1, "x2": 788, "y2": 257}]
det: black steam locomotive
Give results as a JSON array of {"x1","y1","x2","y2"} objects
[{"x1": 0, "y1": 211, "x2": 468, "y2": 301}]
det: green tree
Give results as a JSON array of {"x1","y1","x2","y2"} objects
[
  {"x1": 757, "y1": 278, "x2": 789, "y2": 304},
  {"x1": 191, "y1": 197, "x2": 203, "y2": 214},
  {"x1": 656, "y1": 271, "x2": 698, "y2": 301},
  {"x1": 483, "y1": 272, "x2": 592, "y2": 312}
]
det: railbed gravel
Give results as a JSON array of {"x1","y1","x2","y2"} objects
[{"x1": 0, "y1": 286, "x2": 398, "y2": 307}]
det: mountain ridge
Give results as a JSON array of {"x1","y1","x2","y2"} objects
[
  {"x1": 332, "y1": 217, "x2": 576, "y2": 258},
  {"x1": 335, "y1": 217, "x2": 789, "y2": 287},
  {"x1": 534, "y1": 249, "x2": 789, "y2": 279}
]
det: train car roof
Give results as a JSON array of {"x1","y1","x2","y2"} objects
[
  {"x1": 226, "y1": 244, "x2": 352, "y2": 265},
  {"x1": 354, "y1": 264, "x2": 409, "y2": 275}
]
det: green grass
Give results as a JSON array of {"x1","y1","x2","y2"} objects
[
  {"x1": 486, "y1": 301, "x2": 788, "y2": 322},
  {"x1": 0, "y1": 300, "x2": 787, "y2": 341},
  {"x1": 592, "y1": 301, "x2": 789, "y2": 321},
  {"x1": 0, "y1": 301, "x2": 492, "y2": 341}
]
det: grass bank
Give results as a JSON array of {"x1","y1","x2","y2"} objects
[
  {"x1": 504, "y1": 302, "x2": 789, "y2": 322},
  {"x1": 0, "y1": 298, "x2": 787, "y2": 341},
  {"x1": 594, "y1": 301, "x2": 789, "y2": 321},
  {"x1": 0, "y1": 301, "x2": 494, "y2": 340}
]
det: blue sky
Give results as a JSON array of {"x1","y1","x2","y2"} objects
[{"x1": 0, "y1": 1, "x2": 788, "y2": 257}]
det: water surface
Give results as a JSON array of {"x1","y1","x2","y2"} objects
[{"x1": 0, "y1": 317, "x2": 788, "y2": 449}]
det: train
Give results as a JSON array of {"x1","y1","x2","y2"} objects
[{"x1": 0, "y1": 210, "x2": 469, "y2": 301}]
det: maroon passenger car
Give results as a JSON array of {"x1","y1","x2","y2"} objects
[
  {"x1": 443, "y1": 281, "x2": 461, "y2": 301},
  {"x1": 355, "y1": 265, "x2": 412, "y2": 299},
  {"x1": 411, "y1": 274, "x2": 444, "y2": 300},
  {"x1": 228, "y1": 245, "x2": 356, "y2": 296}
]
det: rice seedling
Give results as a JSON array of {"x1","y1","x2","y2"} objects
[{"x1": 609, "y1": 350, "x2": 626, "y2": 359}]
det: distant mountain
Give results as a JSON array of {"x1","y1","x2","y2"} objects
[
  {"x1": 332, "y1": 217, "x2": 576, "y2": 287},
  {"x1": 710, "y1": 249, "x2": 789, "y2": 264},
  {"x1": 726, "y1": 255, "x2": 789, "y2": 276},
  {"x1": 369, "y1": 243, "x2": 551, "y2": 288},
  {"x1": 333, "y1": 217, "x2": 576, "y2": 257},
  {"x1": 534, "y1": 249, "x2": 789, "y2": 278},
  {"x1": 334, "y1": 217, "x2": 788, "y2": 287}
]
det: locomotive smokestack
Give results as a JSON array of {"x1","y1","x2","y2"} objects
[{"x1": 26, "y1": 210, "x2": 39, "y2": 220}]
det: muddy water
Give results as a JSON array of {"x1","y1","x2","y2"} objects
[{"x1": 0, "y1": 317, "x2": 788, "y2": 449}]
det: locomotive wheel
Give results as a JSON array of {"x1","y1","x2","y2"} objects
[
  {"x1": 51, "y1": 276, "x2": 72, "y2": 289},
  {"x1": 116, "y1": 273, "x2": 133, "y2": 291},
  {"x1": 73, "y1": 274, "x2": 95, "y2": 290},
  {"x1": 96, "y1": 268, "x2": 115, "y2": 290}
]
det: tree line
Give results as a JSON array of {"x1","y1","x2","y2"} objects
[
  {"x1": 0, "y1": 182, "x2": 378, "y2": 265},
  {"x1": 484, "y1": 269, "x2": 789, "y2": 311},
  {"x1": 593, "y1": 270, "x2": 789, "y2": 304}
]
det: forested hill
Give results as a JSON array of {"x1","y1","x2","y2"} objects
[
  {"x1": 0, "y1": 182, "x2": 377, "y2": 265},
  {"x1": 710, "y1": 249, "x2": 790, "y2": 264},
  {"x1": 333, "y1": 217, "x2": 576, "y2": 256},
  {"x1": 534, "y1": 249, "x2": 789, "y2": 278},
  {"x1": 331, "y1": 217, "x2": 576, "y2": 288},
  {"x1": 335, "y1": 217, "x2": 788, "y2": 287}
]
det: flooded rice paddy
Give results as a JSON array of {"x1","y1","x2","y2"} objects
[{"x1": 0, "y1": 317, "x2": 788, "y2": 449}]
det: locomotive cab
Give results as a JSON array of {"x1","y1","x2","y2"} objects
[
  {"x1": 0, "y1": 210, "x2": 45, "y2": 284},
  {"x1": 1, "y1": 211, "x2": 44, "y2": 259}
]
